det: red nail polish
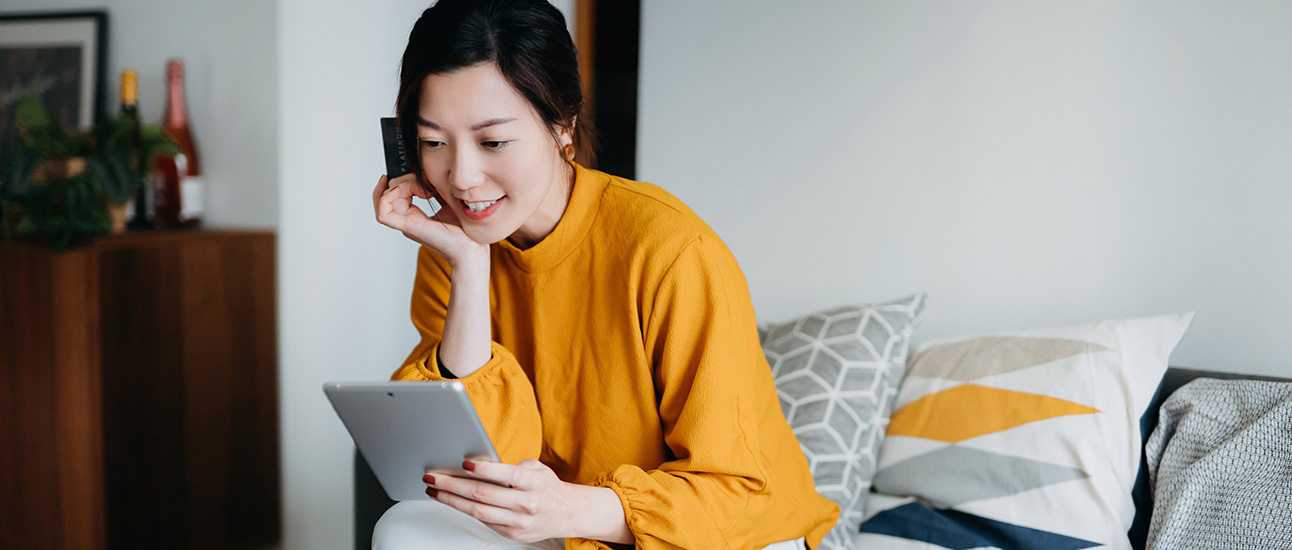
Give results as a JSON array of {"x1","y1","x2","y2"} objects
[
  {"x1": 423, "y1": 474, "x2": 436, "y2": 485},
  {"x1": 426, "y1": 487, "x2": 438, "y2": 498},
  {"x1": 462, "y1": 460, "x2": 476, "y2": 472}
]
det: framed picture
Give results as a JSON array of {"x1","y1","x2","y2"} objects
[{"x1": 0, "y1": 10, "x2": 108, "y2": 165}]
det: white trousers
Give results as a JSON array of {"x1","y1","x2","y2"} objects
[{"x1": 373, "y1": 500, "x2": 808, "y2": 550}]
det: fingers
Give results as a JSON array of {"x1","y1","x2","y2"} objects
[
  {"x1": 374, "y1": 173, "x2": 431, "y2": 215},
  {"x1": 374, "y1": 174, "x2": 408, "y2": 222},
  {"x1": 375, "y1": 179, "x2": 429, "y2": 231},
  {"x1": 427, "y1": 483, "x2": 523, "y2": 526},
  {"x1": 373, "y1": 172, "x2": 477, "y2": 253},
  {"x1": 372, "y1": 175, "x2": 389, "y2": 213},
  {"x1": 463, "y1": 459, "x2": 535, "y2": 490},
  {"x1": 389, "y1": 186, "x2": 412, "y2": 216},
  {"x1": 425, "y1": 472, "x2": 531, "y2": 513},
  {"x1": 518, "y1": 459, "x2": 547, "y2": 471},
  {"x1": 390, "y1": 172, "x2": 432, "y2": 200}
]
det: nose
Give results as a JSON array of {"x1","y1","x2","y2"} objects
[{"x1": 446, "y1": 146, "x2": 485, "y2": 192}]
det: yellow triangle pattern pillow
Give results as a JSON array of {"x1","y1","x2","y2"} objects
[{"x1": 860, "y1": 313, "x2": 1193, "y2": 550}]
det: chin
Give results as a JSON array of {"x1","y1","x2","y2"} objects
[{"x1": 462, "y1": 221, "x2": 514, "y2": 246}]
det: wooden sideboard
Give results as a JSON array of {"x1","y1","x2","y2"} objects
[{"x1": 1, "y1": 230, "x2": 280, "y2": 550}]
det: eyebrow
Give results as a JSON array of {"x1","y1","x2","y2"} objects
[{"x1": 416, "y1": 116, "x2": 516, "y2": 131}]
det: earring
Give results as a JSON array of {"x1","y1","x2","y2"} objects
[{"x1": 561, "y1": 143, "x2": 576, "y2": 161}]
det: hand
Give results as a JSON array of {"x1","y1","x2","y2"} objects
[
  {"x1": 424, "y1": 459, "x2": 576, "y2": 542},
  {"x1": 423, "y1": 459, "x2": 631, "y2": 544},
  {"x1": 372, "y1": 173, "x2": 487, "y2": 267}
]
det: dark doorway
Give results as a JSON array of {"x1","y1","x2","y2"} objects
[{"x1": 582, "y1": 0, "x2": 639, "y2": 180}]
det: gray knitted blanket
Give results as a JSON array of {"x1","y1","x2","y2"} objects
[{"x1": 1144, "y1": 378, "x2": 1292, "y2": 550}]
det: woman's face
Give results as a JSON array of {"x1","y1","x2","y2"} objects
[{"x1": 415, "y1": 62, "x2": 574, "y2": 247}]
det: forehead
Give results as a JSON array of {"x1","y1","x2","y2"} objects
[{"x1": 418, "y1": 62, "x2": 540, "y2": 128}]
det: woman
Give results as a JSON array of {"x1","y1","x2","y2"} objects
[{"x1": 371, "y1": 1, "x2": 838, "y2": 548}]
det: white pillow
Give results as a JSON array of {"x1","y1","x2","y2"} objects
[{"x1": 859, "y1": 313, "x2": 1193, "y2": 550}]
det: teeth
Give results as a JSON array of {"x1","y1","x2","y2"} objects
[{"x1": 465, "y1": 200, "x2": 498, "y2": 212}]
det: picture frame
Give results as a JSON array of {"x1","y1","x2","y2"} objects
[{"x1": 0, "y1": 10, "x2": 108, "y2": 165}]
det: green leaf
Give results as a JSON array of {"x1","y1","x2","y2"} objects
[
  {"x1": 87, "y1": 158, "x2": 114, "y2": 202},
  {"x1": 15, "y1": 95, "x2": 56, "y2": 131},
  {"x1": 98, "y1": 116, "x2": 141, "y2": 153},
  {"x1": 140, "y1": 126, "x2": 182, "y2": 158},
  {"x1": 2, "y1": 148, "x2": 40, "y2": 199},
  {"x1": 105, "y1": 154, "x2": 140, "y2": 205},
  {"x1": 16, "y1": 215, "x2": 35, "y2": 234},
  {"x1": 5, "y1": 96, "x2": 183, "y2": 250}
]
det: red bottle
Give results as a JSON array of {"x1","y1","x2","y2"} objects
[{"x1": 154, "y1": 58, "x2": 203, "y2": 227}]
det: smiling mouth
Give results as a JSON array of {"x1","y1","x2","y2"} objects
[
  {"x1": 464, "y1": 199, "x2": 500, "y2": 212},
  {"x1": 458, "y1": 196, "x2": 505, "y2": 221}
]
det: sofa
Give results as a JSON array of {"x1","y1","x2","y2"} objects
[{"x1": 351, "y1": 303, "x2": 1292, "y2": 550}]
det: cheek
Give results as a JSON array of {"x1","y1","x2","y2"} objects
[
  {"x1": 417, "y1": 152, "x2": 441, "y2": 177},
  {"x1": 500, "y1": 149, "x2": 557, "y2": 197},
  {"x1": 416, "y1": 157, "x2": 451, "y2": 195},
  {"x1": 419, "y1": 180, "x2": 442, "y2": 200}
]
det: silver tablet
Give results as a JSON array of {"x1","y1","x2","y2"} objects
[{"x1": 323, "y1": 381, "x2": 499, "y2": 501}]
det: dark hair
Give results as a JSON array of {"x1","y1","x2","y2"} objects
[{"x1": 396, "y1": 0, "x2": 597, "y2": 176}]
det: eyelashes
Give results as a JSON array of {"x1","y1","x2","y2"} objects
[{"x1": 419, "y1": 140, "x2": 512, "y2": 150}]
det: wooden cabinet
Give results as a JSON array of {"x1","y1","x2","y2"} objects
[{"x1": 1, "y1": 230, "x2": 280, "y2": 550}]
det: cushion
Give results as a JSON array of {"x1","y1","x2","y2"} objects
[
  {"x1": 760, "y1": 293, "x2": 926, "y2": 550},
  {"x1": 1145, "y1": 378, "x2": 1292, "y2": 549},
  {"x1": 859, "y1": 313, "x2": 1193, "y2": 550}
]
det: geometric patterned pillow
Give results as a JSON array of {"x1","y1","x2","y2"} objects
[
  {"x1": 861, "y1": 313, "x2": 1194, "y2": 550},
  {"x1": 761, "y1": 294, "x2": 926, "y2": 550}
]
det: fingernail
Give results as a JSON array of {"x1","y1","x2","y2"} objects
[
  {"x1": 462, "y1": 460, "x2": 476, "y2": 472},
  {"x1": 423, "y1": 474, "x2": 436, "y2": 485},
  {"x1": 426, "y1": 487, "x2": 439, "y2": 499}
]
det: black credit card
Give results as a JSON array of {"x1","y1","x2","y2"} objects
[{"x1": 380, "y1": 117, "x2": 412, "y2": 178}]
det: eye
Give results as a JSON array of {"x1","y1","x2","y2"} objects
[
  {"x1": 420, "y1": 140, "x2": 443, "y2": 150},
  {"x1": 482, "y1": 140, "x2": 511, "y2": 150}
]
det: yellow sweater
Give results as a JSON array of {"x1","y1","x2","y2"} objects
[{"x1": 391, "y1": 163, "x2": 838, "y2": 549}]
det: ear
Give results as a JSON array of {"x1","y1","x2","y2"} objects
[{"x1": 558, "y1": 116, "x2": 577, "y2": 147}]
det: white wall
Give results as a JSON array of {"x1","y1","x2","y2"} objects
[
  {"x1": 549, "y1": 0, "x2": 576, "y2": 34},
  {"x1": 277, "y1": 1, "x2": 426, "y2": 547},
  {"x1": 0, "y1": 0, "x2": 279, "y2": 227},
  {"x1": 276, "y1": 1, "x2": 576, "y2": 549},
  {"x1": 639, "y1": 1, "x2": 1292, "y2": 377}
]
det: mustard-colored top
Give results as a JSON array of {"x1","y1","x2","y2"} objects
[{"x1": 392, "y1": 163, "x2": 838, "y2": 549}]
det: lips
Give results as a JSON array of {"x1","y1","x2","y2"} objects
[{"x1": 459, "y1": 196, "x2": 504, "y2": 221}]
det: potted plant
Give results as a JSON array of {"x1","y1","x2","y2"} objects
[{"x1": 1, "y1": 95, "x2": 179, "y2": 251}]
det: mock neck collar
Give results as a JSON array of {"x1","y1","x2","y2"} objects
[{"x1": 493, "y1": 161, "x2": 609, "y2": 273}]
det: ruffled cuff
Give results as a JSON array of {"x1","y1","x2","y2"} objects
[
  {"x1": 590, "y1": 465, "x2": 652, "y2": 548},
  {"x1": 563, "y1": 538, "x2": 618, "y2": 550},
  {"x1": 402, "y1": 341, "x2": 513, "y2": 386}
]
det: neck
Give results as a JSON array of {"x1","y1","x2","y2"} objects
[
  {"x1": 507, "y1": 159, "x2": 576, "y2": 250},
  {"x1": 164, "y1": 75, "x2": 187, "y2": 127}
]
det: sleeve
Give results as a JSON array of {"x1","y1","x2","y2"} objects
[
  {"x1": 389, "y1": 246, "x2": 542, "y2": 465},
  {"x1": 587, "y1": 233, "x2": 778, "y2": 550}
]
